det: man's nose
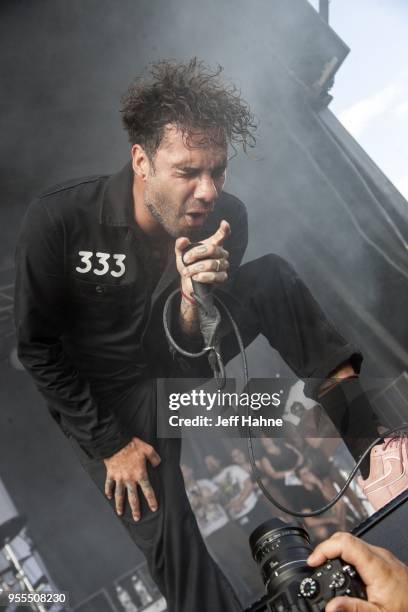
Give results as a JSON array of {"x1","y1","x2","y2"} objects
[{"x1": 193, "y1": 176, "x2": 218, "y2": 203}]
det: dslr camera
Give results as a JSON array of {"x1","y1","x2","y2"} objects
[{"x1": 246, "y1": 519, "x2": 366, "y2": 611}]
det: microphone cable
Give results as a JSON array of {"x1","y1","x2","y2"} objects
[{"x1": 163, "y1": 287, "x2": 408, "y2": 518}]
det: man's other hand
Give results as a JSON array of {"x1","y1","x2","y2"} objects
[
  {"x1": 307, "y1": 531, "x2": 408, "y2": 611},
  {"x1": 103, "y1": 437, "x2": 161, "y2": 522},
  {"x1": 175, "y1": 219, "x2": 231, "y2": 298}
]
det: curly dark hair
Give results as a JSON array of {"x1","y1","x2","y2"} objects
[{"x1": 120, "y1": 58, "x2": 256, "y2": 159}]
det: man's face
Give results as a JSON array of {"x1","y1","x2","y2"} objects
[
  {"x1": 298, "y1": 467, "x2": 313, "y2": 489},
  {"x1": 205, "y1": 454, "x2": 221, "y2": 475},
  {"x1": 142, "y1": 125, "x2": 228, "y2": 239},
  {"x1": 231, "y1": 448, "x2": 245, "y2": 465},
  {"x1": 180, "y1": 464, "x2": 193, "y2": 481}
]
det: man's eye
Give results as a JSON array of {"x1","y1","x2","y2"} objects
[{"x1": 178, "y1": 171, "x2": 197, "y2": 178}]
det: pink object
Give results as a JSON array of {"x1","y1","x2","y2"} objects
[{"x1": 358, "y1": 435, "x2": 408, "y2": 511}]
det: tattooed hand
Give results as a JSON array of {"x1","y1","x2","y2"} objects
[
  {"x1": 175, "y1": 219, "x2": 231, "y2": 297},
  {"x1": 174, "y1": 220, "x2": 230, "y2": 336},
  {"x1": 103, "y1": 437, "x2": 161, "y2": 522}
]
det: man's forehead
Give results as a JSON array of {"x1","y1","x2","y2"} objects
[{"x1": 158, "y1": 124, "x2": 227, "y2": 163}]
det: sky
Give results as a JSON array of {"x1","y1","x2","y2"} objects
[{"x1": 309, "y1": 0, "x2": 408, "y2": 200}]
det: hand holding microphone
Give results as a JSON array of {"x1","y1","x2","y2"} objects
[
  {"x1": 174, "y1": 220, "x2": 230, "y2": 368},
  {"x1": 175, "y1": 219, "x2": 231, "y2": 297}
]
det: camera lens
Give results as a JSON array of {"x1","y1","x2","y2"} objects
[{"x1": 249, "y1": 518, "x2": 313, "y2": 593}]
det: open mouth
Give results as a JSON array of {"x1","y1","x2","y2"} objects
[{"x1": 185, "y1": 212, "x2": 208, "y2": 226}]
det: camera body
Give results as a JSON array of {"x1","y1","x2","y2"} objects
[
  {"x1": 246, "y1": 519, "x2": 366, "y2": 611},
  {"x1": 247, "y1": 557, "x2": 365, "y2": 611}
]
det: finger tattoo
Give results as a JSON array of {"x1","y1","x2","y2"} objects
[
  {"x1": 115, "y1": 482, "x2": 125, "y2": 496},
  {"x1": 139, "y1": 478, "x2": 153, "y2": 490},
  {"x1": 105, "y1": 477, "x2": 115, "y2": 496}
]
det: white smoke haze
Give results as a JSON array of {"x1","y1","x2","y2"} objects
[
  {"x1": 0, "y1": 0, "x2": 406, "y2": 372},
  {"x1": 0, "y1": 2, "x2": 407, "y2": 606}
]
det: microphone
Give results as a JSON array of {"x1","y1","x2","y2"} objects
[{"x1": 182, "y1": 243, "x2": 223, "y2": 373}]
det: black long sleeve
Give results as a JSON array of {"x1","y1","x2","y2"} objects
[{"x1": 14, "y1": 198, "x2": 132, "y2": 459}]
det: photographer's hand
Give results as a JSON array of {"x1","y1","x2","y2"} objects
[
  {"x1": 307, "y1": 532, "x2": 408, "y2": 611},
  {"x1": 103, "y1": 437, "x2": 161, "y2": 522}
]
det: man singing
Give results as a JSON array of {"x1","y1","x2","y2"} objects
[{"x1": 14, "y1": 58, "x2": 408, "y2": 611}]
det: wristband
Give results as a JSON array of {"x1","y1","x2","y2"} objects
[{"x1": 181, "y1": 289, "x2": 197, "y2": 306}]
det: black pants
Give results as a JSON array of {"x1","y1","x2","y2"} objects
[
  {"x1": 70, "y1": 254, "x2": 359, "y2": 612},
  {"x1": 70, "y1": 380, "x2": 242, "y2": 612}
]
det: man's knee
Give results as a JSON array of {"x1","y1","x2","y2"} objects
[{"x1": 234, "y1": 253, "x2": 295, "y2": 295}]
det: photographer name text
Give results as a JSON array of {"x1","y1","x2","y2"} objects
[
  {"x1": 168, "y1": 414, "x2": 283, "y2": 428},
  {"x1": 166, "y1": 390, "x2": 283, "y2": 429}
]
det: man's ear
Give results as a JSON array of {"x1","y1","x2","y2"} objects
[{"x1": 131, "y1": 144, "x2": 152, "y2": 180}]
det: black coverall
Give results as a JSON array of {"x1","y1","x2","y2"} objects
[{"x1": 15, "y1": 162, "x2": 361, "y2": 611}]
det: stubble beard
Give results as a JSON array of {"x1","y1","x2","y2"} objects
[{"x1": 144, "y1": 188, "x2": 203, "y2": 241}]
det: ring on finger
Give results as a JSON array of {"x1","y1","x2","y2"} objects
[{"x1": 215, "y1": 259, "x2": 221, "y2": 272}]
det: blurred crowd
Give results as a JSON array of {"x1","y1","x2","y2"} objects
[{"x1": 180, "y1": 397, "x2": 372, "y2": 604}]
